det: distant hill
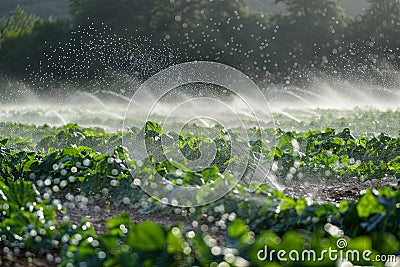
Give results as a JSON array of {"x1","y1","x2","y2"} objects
[{"x1": 0, "y1": 0, "x2": 368, "y2": 20}]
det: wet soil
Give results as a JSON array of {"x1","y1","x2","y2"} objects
[
  {"x1": 2, "y1": 178, "x2": 398, "y2": 266},
  {"x1": 283, "y1": 177, "x2": 399, "y2": 203},
  {"x1": 56, "y1": 176, "x2": 399, "y2": 234}
]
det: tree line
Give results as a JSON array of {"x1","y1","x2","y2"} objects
[{"x1": 0, "y1": 0, "x2": 399, "y2": 87}]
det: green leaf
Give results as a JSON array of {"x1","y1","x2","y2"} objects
[
  {"x1": 278, "y1": 132, "x2": 293, "y2": 150},
  {"x1": 1, "y1": 180, "x2": 37, "y2": 210},
  {"x1": 357, "y1": 190, "x2": 386, "y2": 218},
  {"x1": 279, "y1": 196, "x2": 296, "y2": 211},
  {"x1": 295, "y1": 198, "x2": 307, "y2": 214},
  {"x1": 0, "y1": 139, "x2": 8, "y2": 147},
  {"x1": 145, "y1": 121, "x2": 163, "y2": 135},
  {"x1": 127, "y1": 221, "x2": 166, "y2": 251},
  {"x1": 166, "y1": 228, "x2": 184, "y2": 254},
  {"x1": 106, "y1": 212, "x2": 131, "y2": 229},
  {"x1": 201, "y1": 165, "x2": 220, "y2": 183},
  {"x1": 228, "y1": 219, "x2": 247, "y2": 238}
]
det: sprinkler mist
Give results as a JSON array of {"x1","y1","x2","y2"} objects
[{"x1": 0, "y1": 16, "x2": 400, "y2": 204}]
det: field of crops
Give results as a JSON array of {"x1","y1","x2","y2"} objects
[
  {"x1": 2, "y1": 0, "x2": 400, "y2": 265},
  {"x1": 0, "y1": 107, "x2": 399, "y2": 266}
]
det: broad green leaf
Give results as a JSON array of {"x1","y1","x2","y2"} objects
[
  {"x1": 357, "y1": 190, "x2": 386, "y2": 218},
  {"x1": 228, "y1": 219, "x2": 247, "y2": 238},
  {"x1": 127, "y1": 221, "x2": 166, "y2": 251}
]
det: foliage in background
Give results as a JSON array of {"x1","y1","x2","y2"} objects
[
  {"x1": 0, "y1": 5, "x2": 71, "y2": 78},
  {"x1": 0, "y1": 1, "x2": 400, "y2": 85}
]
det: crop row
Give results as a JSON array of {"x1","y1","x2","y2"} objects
[{"x1": 0, "y1": 122, "x2": 399, "y2": 266}]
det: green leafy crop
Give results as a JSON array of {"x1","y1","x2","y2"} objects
[{"x1": 0, "y1": 122, "x2": 399, "y2": 266}]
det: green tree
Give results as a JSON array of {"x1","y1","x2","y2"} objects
[
  {"x1": 271, "y1": 0, "x2": 349, "y2": 70},
  {"x1": 150, "y1": 0, "x2": 250, "y2": 58},
  {"x1": 353, "y1": 0, "x2": 400, "y2": 48},
  {"x1": 68, "y1": 0, "x2": 156, "y2": 38},
  {"x1": 0, "y1": 6, "x2": 70, "y2": 79},
  {"x1": 150, "y1": 0, "x2": 271, "y2": 74},
  {"x1": 342, "y1": 0, "x2": 400, "y2": 82},
  {"x1": 67, "y1": 0, "x2": 271, "y2": 77},
  {"x1": 0, "y1": 6, "x2": 41, "y2": 75},
  {"x1": 0, "y1": 16, "x2": 6, "y2": 31}
]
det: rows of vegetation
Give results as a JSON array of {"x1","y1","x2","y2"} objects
[
  {"x1": 3, "y1": 120, "x2": 400, "y2": 182},
  {"x1": 0, "y1": 122, "x2": 399, "y2": 266},
  {"x1": 1, "y1": 0, "x2": 400, "y2": 85}
]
